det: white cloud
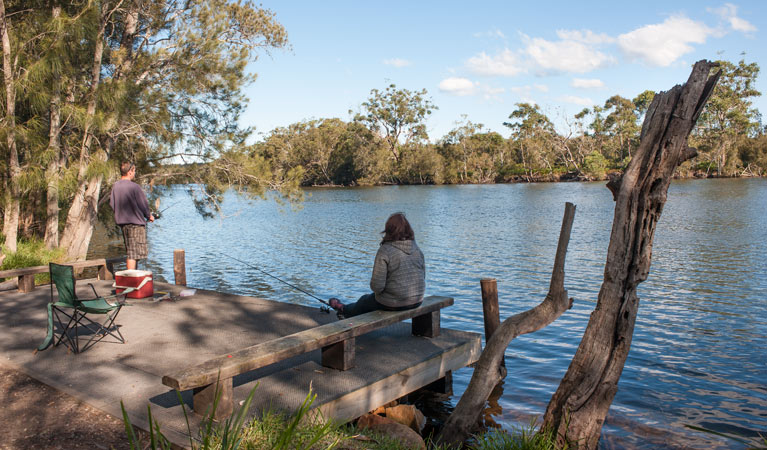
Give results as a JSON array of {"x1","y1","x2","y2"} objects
[
  {"x1": 533, "y1": 84, "x2": 549, "y2": 92},
  {"x1": 571, "y1": 78, "x2": 605, "y2": 89},
  {"x1": 466, "y1": 49, "x2": 526, "y2": 76},
  {"x1": 523, "y1": 32, "x2": 615, "y2": 74},
  {"x1": 481, "y1": 85, "x2": 505, "y2": 100},
  {"x1": 618, "y1": 16, "x2": 713, "y2": 67},
  {"x1": 467, "y1": 28, "x2": 613, "y2": 77},
  {"x1": 556, "y1": 29, "x2": 614, "y2": 45},
  {"x1": 474, "y1": 28, "x2": 506, "y2": 39},
  {"x1": 438, "y1": 77, "x2": 476, "y2": 96},
  {"x1": 560, "y1": 95, "x2": 594, "y2": 106},
  {"x1": 383, "y1": 58, "x2": 411, "y2": 68},
  {"x1": 708, "y1": 3, "x2": 757, "y2": 33}
]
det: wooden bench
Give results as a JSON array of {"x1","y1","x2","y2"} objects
[
  {"x1": 161, "y1": 295, "x2": 453, "y2": 419},
  {"x1": 0, "y1": 257, "x2": 126, "y2": 293}
]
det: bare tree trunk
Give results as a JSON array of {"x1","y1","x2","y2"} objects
[
  {"x1": 0, "y1": 0, "x2": 20, "y2": 253},
  {"x1": 436, "y1": 202, "x2": 576, "y2": 447},
  {"x1": 59, "y1": 174, "x2": 103, "y2": 260},
  {"x1": 541, "y1": 60, "x2": 720, "y2": 449},
  {"x1": 44, "y1": 3, "x2": 62, "y2": 249},
  {"x1": 60, "y1": 1, "x2": 111, "y2": 260},
  {"x1": 44, "y1": 88, "x2": 62, "y2": 249}
]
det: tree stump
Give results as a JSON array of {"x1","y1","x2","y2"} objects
[{"x1": 541, "y1": 60, "x2": 720, "y2": 449}]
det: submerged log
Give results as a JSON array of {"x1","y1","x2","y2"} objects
[{"x1": 541, "y1": 60, "x2": 720, "y2": 449}]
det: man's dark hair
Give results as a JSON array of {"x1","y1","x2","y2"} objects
[
  {"x1": 381, "y1": 212, "x2": 414, "y2": 243},
  {"x1": 120, "y1": 161, "x2": 135, "y2": 176}
]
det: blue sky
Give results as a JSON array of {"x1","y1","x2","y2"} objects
[{"x1": 242, "y1": 1, "x2": 765, "y2": 142}]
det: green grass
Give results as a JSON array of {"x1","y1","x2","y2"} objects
[
  {"x1": 1, "y1": 237, "x2": 66, "y2": 284},
  {"x1": 469, "y1": 420, "x2": 564, "y2": 450},
  {"x1": 121, "y1": 380, "x2": 463, "y2": 450}
]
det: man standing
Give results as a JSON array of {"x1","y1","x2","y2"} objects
[{"x1": 110, "y1": 162, "x2": 154, "y2": 270}]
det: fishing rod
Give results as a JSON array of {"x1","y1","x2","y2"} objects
[
  {"x1": 152, "y1": 201, "x2": 178, "y2": 219},
  {"x1": 218, "y1": 252, "x2": 332, "y2": 314}
]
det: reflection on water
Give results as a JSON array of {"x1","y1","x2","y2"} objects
[{"x1": 89, "y1": 178, "x2": 767, "y2": 449}]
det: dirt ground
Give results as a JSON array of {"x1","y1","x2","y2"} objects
[{"x1": 0, "y1": 362, "x2": 135, "y2": 450}]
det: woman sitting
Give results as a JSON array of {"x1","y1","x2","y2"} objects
[{"x1": 329, "y1": 212, "x2": 425, "y2": 318}]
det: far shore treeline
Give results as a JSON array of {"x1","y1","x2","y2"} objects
[{"x1": 0, "y1": 1, "x2": 764, "y2": 263}]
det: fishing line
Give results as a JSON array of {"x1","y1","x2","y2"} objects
[
  {"x1": 152, "y1": 201, "x2": 179, "y2": 219},
  {"x1": 217, "y1": 252, "x2": 331, "y2": 313}
]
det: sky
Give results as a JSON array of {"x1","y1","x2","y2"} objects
[{"x1": 241, "y1": 1, "x2": 766, "y2": 142}]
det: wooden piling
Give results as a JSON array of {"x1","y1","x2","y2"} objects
[
  {"x1": 173, "y1": 249, "x2": 186, "y2": 286},
  {"x1": 480, "y1": 278, "x2": 500, "y2": 339},
  {"x1": 480, "y1": 278, "x2": 506, "y2": 374}
]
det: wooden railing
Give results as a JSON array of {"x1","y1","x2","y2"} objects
[{"x1": 0, "y1": 256, "x2": 126, "y2": 293}]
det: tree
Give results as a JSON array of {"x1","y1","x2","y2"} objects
[
  {"x1": 504, "y1": 103, "x2": 556, "y2": 177},
  {"x1": 603, "y1": 95, "x2": 640, "y2": 162},
  {"x1": 632, "y1": 89, "x2": 656, "y2": 119},
  {"x1": 439, "y1": 117, "x2": 485, "y2": 183},
  {"x1": 692, "y1": 59, "x2": 761, "y2": 175},
  {"x1": 353, "y1": 84, "x2": 437, "y2": 164},
  {"x1": 0, "y1": 0, "x2": 21, "y2": 253}
]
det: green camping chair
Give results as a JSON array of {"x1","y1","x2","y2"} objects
[{"x1": 37, "y1": 263, "x2": 130, "y2": 354}]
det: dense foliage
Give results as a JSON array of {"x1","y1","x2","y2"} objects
[
  {"x1": 0, "y1": 0, "x2": 294, "y2": 257},
  {"x1": 256, "y1": 60, "x2": 764, "y2": 187}
]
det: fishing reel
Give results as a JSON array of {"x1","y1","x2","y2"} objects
[{"x1": 319, "y1": 304, "x2": 344, "y2": 320}]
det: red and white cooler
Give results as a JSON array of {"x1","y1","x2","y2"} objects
[{"x1": 114, "y1": 269, "x2": 153, "y2": 299}]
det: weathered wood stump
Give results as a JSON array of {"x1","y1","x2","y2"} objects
[{"x1": 541, "y1": 60, "x2": 721, "y2": 449}]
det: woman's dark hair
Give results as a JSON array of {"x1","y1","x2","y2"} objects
[{"x1": 381, "y1": 212, "x2": 414, "y2": 243}]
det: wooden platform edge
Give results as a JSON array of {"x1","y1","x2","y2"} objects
[
  {"x1": 311, "y1": 330, "x2": 481, "y2": 423},
  {"x1": 164, "y1": 295, "x2": 454, "y2": 391}
]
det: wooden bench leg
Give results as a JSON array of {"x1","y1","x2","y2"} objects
[
  {"x1": 424, "y1": 370, "x2": 453, "y2": 394},
  {"x1": 412, "y1": 310, "x2": 440, "y2": 337},
  {"x1": 98, "y1": 264, "x2": 114, "y2": 281},
  {"x1": 193, "y1": 378, "x2": 233, "y2": 420},
  {"x1": 18, "y1": 274, "x2": 35, "y2": 293},
  {"x1": 322, "y1": 338, "x2": 355, "y2": 370}
]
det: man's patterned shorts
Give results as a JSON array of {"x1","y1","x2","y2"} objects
[{"x1": 121, "y1": 224, "x2": 147, "y2": 260}]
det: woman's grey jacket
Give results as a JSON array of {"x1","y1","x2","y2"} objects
[{"x1": 370, "y1": 239, "x2": 425, "y2": 308}]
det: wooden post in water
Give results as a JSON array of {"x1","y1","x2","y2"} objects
[
  {"x1": 173, "y1": 249, "x2": 186, "y2": 286},
  {"x1": 480, "y1": 278, "x2": 506, "y2": 376}
]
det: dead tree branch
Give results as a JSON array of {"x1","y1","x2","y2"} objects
[{"x1": 436, "y1": 202, "x2": 576, "y2": 446}]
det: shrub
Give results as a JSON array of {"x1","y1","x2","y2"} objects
[{"x1": 1, "y1": 238, "x2": 66, "y2": 284}]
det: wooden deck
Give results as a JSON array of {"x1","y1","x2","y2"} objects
[{"x1": 0, "y1": 279, "x2": 481, "y2": 447}]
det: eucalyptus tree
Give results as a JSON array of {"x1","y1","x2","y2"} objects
[
  {"x1": 574, "y1": 105, "x2": 607, "y2": 162},
  {"x1": 353, "y1": 83, "x2": 437, "y2": 165},
  {"x1": 603, "y1": 95, "x2": 640, "y2": 163},
  {"x1": 692, "y1": 59, "x2": 761, "y2": 175},
  {"x1": 439, "y1": 117, "x2": 485, "y2": 183},
  {"x1": 504, "y1": 103, "x2": 557, "y2": 177},
  {"x1": 256, "y1": 118, "x2": 347, "y2": 186},
  {"x1": 632, "y1": 89, "x2": 656, "y2": 120}
]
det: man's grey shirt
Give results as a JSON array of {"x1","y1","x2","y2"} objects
[{"x1": 110, "y1": 179, "x2": 151, "y2": 226}]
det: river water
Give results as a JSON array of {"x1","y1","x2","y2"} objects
[{"x1": 89, "y1": 178, "x2": 767, "y2": 449}]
